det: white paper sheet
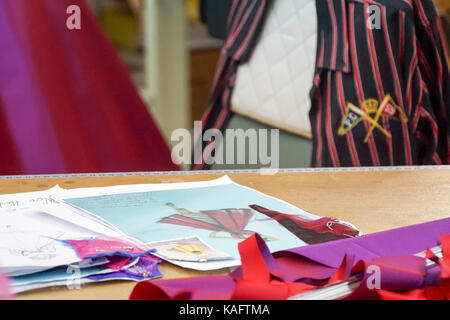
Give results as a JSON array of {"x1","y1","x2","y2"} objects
[
  {"x1": 0, "y1": 186, "x2": 123, "y2": 237},
  {"x1": 0, "y1": 209, "x2": 98, "y2": 276},
  {"x1": 0, "y1": 176, "x2": 340, "y2": 275},
  {"x1": 58, "y1": 176, "x2": 322, "y2": 270}
]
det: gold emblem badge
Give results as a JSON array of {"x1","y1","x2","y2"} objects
[
  {"x1": 338, "y1": 95, "x2": 408, "y2": 143},
  {"x1": 362, "y1": 99, "x2": 379, "y2": 114}
]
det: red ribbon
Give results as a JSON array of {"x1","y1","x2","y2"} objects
[
  {"x1": 231, "y1": 234, "x2": 314, "y2": 300},
  {"x1": 130, "y1": 233, "x2": 450, "y2": 300}
]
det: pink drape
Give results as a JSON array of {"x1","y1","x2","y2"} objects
[{"x1": 0, "y1": 0, "x2": 178, "y2": 174}]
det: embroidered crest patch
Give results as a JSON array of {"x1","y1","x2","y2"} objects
[{"x1": 338, "y1": 95, "x2": 407, "y2": 143}]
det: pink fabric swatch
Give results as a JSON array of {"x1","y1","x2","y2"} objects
[
  {"x1": 66, "y1": 236, "x2": 153, "y2": 260},
  {"x1": 0, "y1": 268, "x2": 14, "y2": 300}
]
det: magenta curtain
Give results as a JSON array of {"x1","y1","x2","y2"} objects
[{"x1": 0, "y1": 0, "x2": 178, "y2": 174}]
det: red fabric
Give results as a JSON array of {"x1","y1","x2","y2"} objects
[
  {"x1": 130, "y1": 233, "x2": 450, "y2": 300},
  {"x1": 130, "y1": 275, "x2": 237, "y2": 300},
  {"x1": 327, "y1": 253, "x2": 354, "y2": 284},
  {"x1": 0, "y1": 0, "x2": 177, "y2": 174},
  {"x1": 129, "y1": 234, "x2": 341, "y2": 300}
]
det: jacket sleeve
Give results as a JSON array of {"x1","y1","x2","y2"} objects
[{"x1": 413, "y1": 0, "x2": 450, "y2": 164}]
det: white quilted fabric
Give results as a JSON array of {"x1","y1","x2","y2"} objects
[{"x1": 231, "y1": 0, "x2": 317, "y2": 138}]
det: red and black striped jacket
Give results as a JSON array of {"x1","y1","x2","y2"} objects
[{"x1": 195, "y1": 0, "x2": 450, "y2": 168}]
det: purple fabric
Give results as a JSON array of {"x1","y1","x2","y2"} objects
[
  {"x1": 229, "y1": 218, "x2": 450, "y2": 282},
  {"x1": 343, "y1": 255, "x2": 427, "y2": 299},
  {"x1": 122, "y1": 256, "x2": 160, "y2": 278},
  {"x1": 280, "y1": 218, "x2": 450, "y2": 268},
  {"x1": 89, "y1": 256, "x2": 162, "y2": 282}
]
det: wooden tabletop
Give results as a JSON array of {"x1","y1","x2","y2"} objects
[{"x1": 4, "y1": 167, "x2": 449, "y2": 300}]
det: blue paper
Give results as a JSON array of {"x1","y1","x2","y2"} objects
[{"x1": 64, "y1": 181, "x2": 318, "y2": 258}]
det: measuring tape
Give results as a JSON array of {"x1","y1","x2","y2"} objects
[{"x1": 0, "y1": 165, "x2": 448, "y2": 180}]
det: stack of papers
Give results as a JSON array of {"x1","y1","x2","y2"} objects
[
  {"x1": 0, "y1": 176, "x2": 360, "y2": 294},
  {"x1": 0, "y1": 187, "x2": 162, "y2": 294}
]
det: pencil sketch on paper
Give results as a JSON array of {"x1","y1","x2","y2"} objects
[{"x1": 0, "y1": 224, "x2": 64, "y2": 261}]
